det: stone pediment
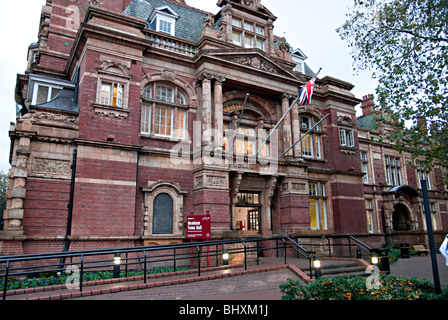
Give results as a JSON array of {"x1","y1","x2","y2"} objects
[{"x1": 207, "y1": 50, "x2": 296, "y2": 79}]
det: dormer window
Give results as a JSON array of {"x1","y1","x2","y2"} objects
[
  {"x1": 292, "y1": 48, "x2": 308, "y2": 74},
  {"x1": 149, "y1": 6, "x2": 179, "y2": 37}
]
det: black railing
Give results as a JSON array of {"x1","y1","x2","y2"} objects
[
  {"x1": 293, "y1": 234, "x2": 373, "y2": 259},
  {"x1": 0, "y1": 236, "x2": 315, "y2": 300}
]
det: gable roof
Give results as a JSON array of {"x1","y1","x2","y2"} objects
[{"x1": 124, "y1": 0, "x2": 208, "y2": 42}]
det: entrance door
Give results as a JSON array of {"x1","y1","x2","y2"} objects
[
  {"x1": 248, "y1": 209, "x2": 260, "y2": 231},
  {"x1": 234, "y1": 192, "x2": 261, "y2": 233}
]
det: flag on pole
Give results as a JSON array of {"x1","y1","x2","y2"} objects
[
  {"x1": 298, "y1": 77, "x2": 316, "y2": 105},
  {"x1": 297, "y1": 67, "x2": 321, "y2": 106},
  {"x1": 440, "y1": 234, "x2": 448, "y2": 267}
]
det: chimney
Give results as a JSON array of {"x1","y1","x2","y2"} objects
[{"x1": 361, "y1": 94, "x2": 375, "y2": 116}]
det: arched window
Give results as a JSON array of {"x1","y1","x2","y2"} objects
[
  {"x1": 141, "y1": 83, "x2": 188, "y2": 139},
  {"x1": 153, "y1": 193, "x2": 173, "y2": 234},
  {"x1": 222, "y1": 100, "x2": 271, "y2": 157},
  {"x1": 142, "y1": 181, "x2": 187, "y2": 237},
  {"x1": 300, "y1": 115, "x2": 323, "y2": 159}
]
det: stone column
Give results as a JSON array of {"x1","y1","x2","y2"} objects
[
  {"x1": 290, "y1": 98, "x2": 301, "y2": 158},
  {"x1": 214, "y1": 75, "x2": 225, "y2": 148},
  {"x1": 267, "y1": 20, "x2": 275, "y2": 55},
  {"x1": 281, "y1": 94, "x2": 293, "y2": 157},
  {"x1": 200, "y1": 73, "x2": 213, "y2": 146}
]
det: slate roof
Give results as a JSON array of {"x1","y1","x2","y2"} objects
[
  {"x1": 123, "y1": 0, "x2": 315, "y2": 76},
  {"x1": 124, "y1": 0, "x2": 208, "y2": 42},
  {"x1": 357, "y1": 113, "x2": 377, "y2": 131}
]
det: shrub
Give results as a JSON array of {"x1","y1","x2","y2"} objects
[
  {"x1": 0, "y1": 266, "x2": 192, "y2": 291},
  {"x1": 280, "y1": 275, "x2": 447, "y2": 300}
]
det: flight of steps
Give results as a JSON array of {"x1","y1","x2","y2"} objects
[{"x1": 304, "y1": 259, "x2": 370, "y2": 279}]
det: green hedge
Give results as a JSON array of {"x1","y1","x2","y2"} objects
[
  {"x1": 280, "y1": 275, "x2": 448, "y2": 300},
  {"x1": 0, "y1": 266, "x2": 191, "y2": 291}
]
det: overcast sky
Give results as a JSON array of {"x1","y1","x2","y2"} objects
[{"x1": 0, "y1": 0, "x2": 377, "y2": 174}]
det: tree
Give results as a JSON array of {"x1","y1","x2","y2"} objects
[
  {"x1": 0, "y1": 171, "x2": 8, "y2": 230},
  {"x1": 337, "y1": 0, "x2": 448, "y2": 185}
]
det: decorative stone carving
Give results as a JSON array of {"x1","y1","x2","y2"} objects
[
  {"x1": 33, "y1": 158, "x2": 71, "y2": 176},
  {"x1": 33, "y1": 111, "x2": 79, "y2": 125},
  {"x1": 226, "y1": 56, "x2": 279, "y2": 74},
  {"x1": 207, "y1": 175, "x2": 226, "y2": 186},
  {"x1": 93, "y1": 104, "x2": 131, "y2": 118}
]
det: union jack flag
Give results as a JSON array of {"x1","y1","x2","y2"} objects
[{"x1": 298, "y1": 77, "x2": 316, "y2": 106}]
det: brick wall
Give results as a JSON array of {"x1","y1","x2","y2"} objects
[{"x1": 22, "y1": 180, "x2": 71, "y2": 236}]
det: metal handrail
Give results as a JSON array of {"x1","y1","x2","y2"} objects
[{"x1": 0, "y1": 236, "x2": 314, "y2": 300}]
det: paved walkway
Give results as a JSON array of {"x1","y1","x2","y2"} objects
[{"x1": 390, "y1": 254, "x2": 448, "y2": 288}]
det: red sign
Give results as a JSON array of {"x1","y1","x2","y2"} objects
[{"x1": 186, "y1": 215, "x2": 211, "y2": 240}]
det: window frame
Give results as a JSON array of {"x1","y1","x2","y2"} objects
[
  {"x1": 300, "y1": 115, "x2": 324, "y2": 159},
  {"x1": 141, "y1": 83, "x2": 188, "y2": 140},
  {"x1": 31, "y1": 83, "x2": 63, "y2": 105},
  {"x1": 339, "y1": 128, "x2": 355, "y2": 148},
  {"x1": 309, "y1": 182, "x2": 328, "y2": 231},
  {"x1": 231, "y1": 17, "x2": 267, "y2": 51},
  {"x1": 385, "y1": 156, "x2": 403, "y2": 186}
]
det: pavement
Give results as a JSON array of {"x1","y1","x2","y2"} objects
[
  {"x1": 2, "y1": 254, "x2": 447, "y2": 301},
  {"x1": 389, "y1": 254, "x2": 448, "y2": 288}
]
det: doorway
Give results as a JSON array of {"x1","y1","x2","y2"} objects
[
  {"x1": 392, "y1": 203, "x2": 410, "y2": 231},
  {"x1": 234, "y1": 192, "x2": 261, "y2": 232}
]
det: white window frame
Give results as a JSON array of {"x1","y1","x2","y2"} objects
[
  {"x1": 361, "y1": 152, "x2": 369, "y2": 184},
  {"x1": 366, "y1": 199, "x2": 375, "y2": 233},
  {"x1": 31, "y1": 83, "x2": 63, "y2": 105},
  {"x1": 99, "y1": 82, "x2": 124, "y2": 108},
  {"x1": 141, "y1": 83, "x2": 187, "y2": 140},
  {"x1": 340, "y1": 128, "x2": 355, "y2": 147},
  {"x1": 159, "y1": 19, "x2": 172, "y2": 34},
  {"x1": 149, "y1": 6, "x2": 179, "y2": 37}
]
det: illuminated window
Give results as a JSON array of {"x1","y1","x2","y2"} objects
[
  {"x1": 141, "y1": 83, "x2": 187, "y2": 139},
  {"x1": 309, "y1": 182, "x2": 327, "y2": 230},
  {"x1": 100, "y1": 82, "x2": 124, "y2": 108},
  {"x1": 300, "y1": 115, "x2": 323, "y2": 159},
  {"x1": 233, "y1": 31, "x2": 242, "y2": 45}
]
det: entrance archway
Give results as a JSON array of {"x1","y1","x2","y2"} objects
[{"x1": 392, "y1": 203, "x2": 410, "y2": 231}]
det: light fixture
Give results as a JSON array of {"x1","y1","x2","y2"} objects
[
  {"x1": 313, "y1": 256, "x2": 322, "y2": 279},
  {"x1": 113, "y1": 253, "x2": 121, "y2": 278},
  {"x1": 371, "y1": 255, "x2": 379, "y2": 265},
  {"x1": 223, "y1": 250, "x2": 229, "y2": 266}
]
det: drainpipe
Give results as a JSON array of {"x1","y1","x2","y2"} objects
[{"x1": 59, "y1": 149, "x2": 77, "y2": 269}]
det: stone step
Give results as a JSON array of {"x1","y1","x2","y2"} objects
[{"x1": 304, "y1": 260, "x2": 369, "y2": 278}]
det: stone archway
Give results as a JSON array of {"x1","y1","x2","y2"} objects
[{"x1": 392, "y1": 203, "x2": 411, "y2": 231}]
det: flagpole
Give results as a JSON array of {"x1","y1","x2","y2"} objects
[
  {"x1": 279, "y1": 113, "x2": 329, "y2": 159},
  {"x1": 255, "y1": 68, "x2": 322, "y2": 157},
  {"x1": 234, "y1": 93, "x2": 250, "y2": 140}
]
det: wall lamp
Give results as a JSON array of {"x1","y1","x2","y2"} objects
[
  {"x1": 313, "y1": 256, "x2": 322, "y2": 279},
  {"x1": 223, "y1": 250, "x2": 229, "y2": 266}
]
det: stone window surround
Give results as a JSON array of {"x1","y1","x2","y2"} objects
[{"x1": 142, "y1": 181, "x2": 187, "y2": 238}]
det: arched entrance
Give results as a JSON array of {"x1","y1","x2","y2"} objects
[{"x1": 392, "y1": 203, "x2": 411, "y2": 231}]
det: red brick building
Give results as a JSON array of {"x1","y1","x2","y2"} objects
[{"x1": 2, "y1": 0, "x2": 447, "y2": 256}]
